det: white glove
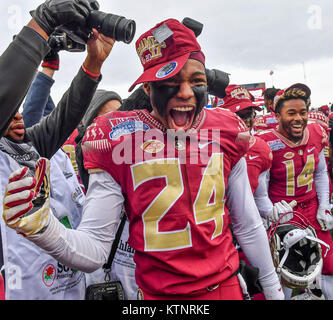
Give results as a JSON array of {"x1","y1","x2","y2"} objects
[
  {"x1": 317, "y1": 206, "x2": 333, "y2": 231},
  {"x1": 3, "y1": 158, "x2": 51, "y2": 237},
  {"x1": 262, "y1": 281, "x2": 285, "y2": 300},
  {"x1": 269, "y1": 200, "x2": 297, "y2": 224}
]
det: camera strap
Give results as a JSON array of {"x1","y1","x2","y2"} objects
[{"x1": 103, "y1": 210, "x2": 127, "y2": 281}]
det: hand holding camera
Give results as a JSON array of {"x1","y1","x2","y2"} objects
[
  {"x1": 83, "y1": 29, "x2": 116, "y2": 77},
  {"x1": 31, "y1": 0, "x2": 136, "y2": 49},
  {"x1": 30, "y1": 0, "x2": 99, "y2": 36}
]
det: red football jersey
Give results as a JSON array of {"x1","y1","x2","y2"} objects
[
  {"x1": 62, "y1": 128, "x2": 86, "y2": 192},
  {"x1": 82, "y1": 108, "x2": 250, "y2": 295},
  {"x1": 256, "y1": 123, "x2": 328, "y2": 204},
  {"x1": 253, "y1": 113, "x2": 279, "y2": 132},
  {"x1": 308, "y1": 111, "x2": 330, "y2": 134},
  {"x1": 246, "y1": 136, "x2": 272, "y2": 193},
  {"x1": 62, "y1": 128, "x2": 79, "y2": 175},
  {"x1": 308, "y1": 110, "x2": 330, "y2": 163}
]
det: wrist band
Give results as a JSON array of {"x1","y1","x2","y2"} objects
[
  {"x1": 82, "y1": 64, "x2": 101, "y2": 78},
  {"x1": 42, "y1": 60, "x2": 59, "y2": 71}
]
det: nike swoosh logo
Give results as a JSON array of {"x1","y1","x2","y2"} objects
[
  {"x1": 308, "y1": 147, "x2": 315, "y2": 153},
  {"x1": 249, "y1": 155, "x2": 259, "y2": 160},
  {"x1": 198, "y1": 141, "x2": 220, "y2": 149}
]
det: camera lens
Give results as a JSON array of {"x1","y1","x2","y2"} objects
[
  {"x1": 88, "y1": 11, "x2": 136, "y2": 44},
  {"x1": 206, "y1": 68, "x2": 230, "y2": 98}
]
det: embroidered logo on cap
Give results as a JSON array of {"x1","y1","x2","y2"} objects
[
  {"x1": 137, "y1": 36, "x2": 166, "y2": 65},
  {"x1": 156, "y1": 62, "x2": 178, "y2": 78},
  {"x1": 230, "y1": 87, "x2": 251, "y2": 100}
]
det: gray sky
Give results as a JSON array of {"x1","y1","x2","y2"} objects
[{"x1": 1, "y1": 0, "x2": 332, "y2": 107}]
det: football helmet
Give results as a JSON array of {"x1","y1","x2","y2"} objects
[{"x1": 268, "y1": 211, "x2": 330, "y2": 289}]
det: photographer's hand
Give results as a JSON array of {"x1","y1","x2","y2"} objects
[
  {"x1": 30, "y1": 0, "x2": 99, "y2": 36},
  {"x1": 83, "y1": 29, "x2": 115, "y2": 78}
]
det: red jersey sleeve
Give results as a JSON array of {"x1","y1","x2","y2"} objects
[
  {"x1": 308, "y1": 122, "x2": 328, "y2": 152},
  {"x1": 246, "y1": 136, "x2": 272, "y2": 193},
  {"x1": 207, "y1": 108, "x2": 251, "y2": 167}
]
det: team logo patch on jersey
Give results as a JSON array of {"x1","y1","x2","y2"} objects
[
  {"x1": 42, "y1": 264, "x2": 56, "y2": 287},
  {"x1": 141, "y1": 140, "x2": 165, "y2": 153},
  {"x1": 156, "y1": 62, "x2": 178, "y2": 78},
  {"x1": 284, "y1": 152, "x2": 295, "y2": 159},
  {"x1": 266, "y1": 117, "x2": 278, "y2": 124},
  {"x1": 109, "y1": 121, "x2": 150, "y2": 140},
  {"x1": 267, "y1": 139, "x2": 285, "y2": 151}
]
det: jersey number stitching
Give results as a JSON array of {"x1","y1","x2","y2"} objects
[
  {"x1": 282, "y1": 154, "x2": 315, "y2": 196},
  {"x1": 131, "y1": 153, "x2": 225, "y2": 251}
]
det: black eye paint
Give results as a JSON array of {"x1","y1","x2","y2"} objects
[
  {"x1": 192, "y1": 85, "x2": 208, "y2": 118},
  {"x1": 150, "y1": 83, "x2": 180, "y2": 118},
  {"x1": 150, "y1": 83, "x2": 208, "y2": 120}
]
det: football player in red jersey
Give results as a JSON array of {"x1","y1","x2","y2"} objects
[
  {"x1": 253, "y1": 87, "x2": 280, "y2": 132},
  {"x1": 221, "y1": 85, "x2": 272, "y2": 195},
  {"x1": 256, "y1": 83, "x2": 333, "y2": 299},
  {"x1": 2, "y1": 19, "x2": 284, "y2": 300},
  {"x1": 222, "y1": 85, "x2": 274, "y2": 300},
  {"x1": 307, "y1": 109, "x2": 332, "y2": 198}
]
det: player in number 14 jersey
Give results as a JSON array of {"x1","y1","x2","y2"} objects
[{"x1": 256, "y1": 83, "x2": 333, "y2": 299}]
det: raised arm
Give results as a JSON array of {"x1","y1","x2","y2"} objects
[{"x1": 0, "y1": 0, "x2": 99, "y2": 138}]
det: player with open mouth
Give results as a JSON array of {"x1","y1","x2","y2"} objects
[{"x1": 3, "y1": 18, "x2": 284, "y2": 301}]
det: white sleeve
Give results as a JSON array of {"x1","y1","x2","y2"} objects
[
  {"x1": 315, "y1": 149, "x2": 330, "y2": 207},
  {"x1": 227, "y1": 158, "x2": 280, "y2": 289},
  {"x1": 253, "y1": 170, "x2": 273, "y2": 219},
  {"x1": 28, "y1": 171, "x2": 124, "y2": 273}
]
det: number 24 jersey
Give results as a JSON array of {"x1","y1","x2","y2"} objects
[{"x1": 82, "y1": 108, "x2": 250, "y2": 295}]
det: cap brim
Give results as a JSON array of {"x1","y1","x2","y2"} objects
[
  {"x1": 128, "y1": 52, "x2": 191, "y2": 92},
  {"x1": 225, "y1": 101, "x2": 262, "y2": 113}
]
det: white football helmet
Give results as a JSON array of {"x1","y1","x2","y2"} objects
[{"x1": 268, "y1": 212, "x2": 330, "y2": 289}]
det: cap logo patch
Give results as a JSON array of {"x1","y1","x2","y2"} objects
[
  {"x1": 231, "y1": 87, "x2": 251, "y2": 100},
  {"x1": 156, "y1": 62, "x2": 178, "y2": 78},
  {"x1": 137, "y1": 36, "x2": 166, "y2": 65}
]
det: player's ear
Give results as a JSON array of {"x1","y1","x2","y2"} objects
[
  {"x1": 143, "y1": 82, "x2": 151, "y2": 96},
  {"x1": 275, "y1": 112, "x2": 281, "y2": 122}
]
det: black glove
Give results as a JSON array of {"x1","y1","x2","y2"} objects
[
  {"x1": 30, "y1": 0, "x2": 100, "y2": 36},
  {"x1": 42, "y1": 48, "x2": 59, "y2": 70}
]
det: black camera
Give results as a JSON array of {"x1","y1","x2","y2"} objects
[
  {"x1": 182, "y1": 17, "x2": 203, "y2": 38},
  {"x1": 87, "y1": 10, "x2": 136, "y2": 44},
  {"x1": 48, "y1": 8, "x2": 136, "y2": 52},
  {"x1": 48, "y1": 26, "x2": 86, "y2": 52},
  {"x1": 205, "y1": 68, "x2": 230, "y2": 99},
  {"x1": 182, "y1": 17, "x2": 230, "y2": 98},
  {"x1": 85, "y1": 281, "x2": 125, "y2": 300}
]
